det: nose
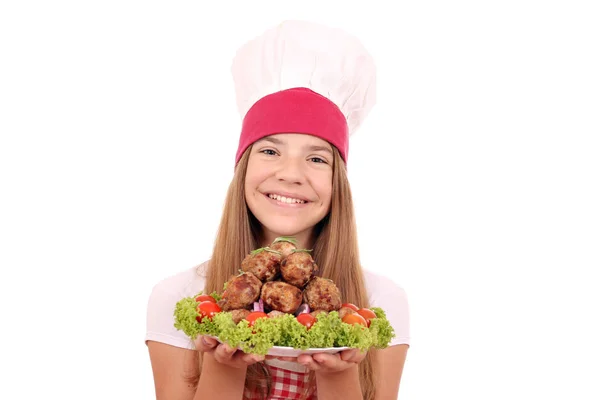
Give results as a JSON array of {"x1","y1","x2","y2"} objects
[{"x1": 274, "y1": 156, "x2": 305, "y2": 184}]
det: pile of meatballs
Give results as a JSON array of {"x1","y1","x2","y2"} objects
[{"x1": 216, "y1": 237, "x2": 343, "y2": 324}]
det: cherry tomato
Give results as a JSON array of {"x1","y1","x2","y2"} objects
[
  {"x1": 195, "y1": 294, "x2": 216, "y2": 304},
  {"x1": 342, "y1": 313, "x2": 368, "y2": 327},
  {"x1": 357, "y1": 308, "x2": 377, "y2": 327},
  {"x1": 245, "y1": 311, "x2": 268, "y2": 326},
  {"x1": 196, "y1": 301, "x2": 221, "y2": 323},
  {"x1": 296, "y1": 313, "x2": 316, "y2": 329},
  {"x1": 341, "y1": 303, "x2": 359, "y2": 312}
]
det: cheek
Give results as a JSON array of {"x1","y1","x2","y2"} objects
[
  {"x1": 245, "y1": 160, "x2": 258, "y2": 188},
  {"x1": 245, "y1": 163, "x2": 269, "y2": 196},
  {"x1": 315, "y1": 179, "x2": 333, "y2": 205},
  {"x1": 244, "y1": 176, "x2": 260, "y2": 200}
]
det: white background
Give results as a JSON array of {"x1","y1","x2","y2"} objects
[{"x1": 1, "y1": 1, "x2": 599, "y2": 399}]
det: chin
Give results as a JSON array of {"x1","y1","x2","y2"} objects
[{"x1": 260, "y1": 217, "x2": 314, "y2": 238}]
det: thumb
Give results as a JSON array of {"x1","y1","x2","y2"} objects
[{"x1": 194, "y1": 335, "x2": 217, "y2": 352}]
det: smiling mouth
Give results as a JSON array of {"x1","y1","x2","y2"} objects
[{"x1": 266, "y1": 193, "x2": 308, "y2": 204}]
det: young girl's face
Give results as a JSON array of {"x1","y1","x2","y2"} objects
[{"x1": 245, "y1": 133, "x2": 334, "y2": 246}]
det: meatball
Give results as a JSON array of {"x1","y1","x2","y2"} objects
[
  {"x1": 303, "y1": 276, "x2": 342, "y2": 312},
  {"x1": 267, "y1": 310, "x2": 286, "y2": 319},
  {"x1": 260, "y1": 281, "x2": 303, "y2": 314},
  {"x1": 217, "y1": 272, "x2": 262, "y2": 311},
  {"x1": 280, "y1": 250, "x2": 318, "y2": 288},
  {"x1": 310, "y1": 310, "x2": 328, "y2": 319},
  {"x1": 241, "y1": 248, "x2": 282, "y2": 282},
  {"x1": 230, "y1": 309, "x2": 251, "y2": 324},
  {"x1": 269, "y1": 238, "x2": 297, "y2": 258}
]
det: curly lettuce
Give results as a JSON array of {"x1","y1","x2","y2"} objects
[{"x1": 173, "y1": 293, "x2": 396, "y2": 355}]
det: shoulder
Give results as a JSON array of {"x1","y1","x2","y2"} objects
[
  {"x1": 363, "y1": 268, "x2": 408, "y2": 298},
  {"x1": 150, "y1": 261, "x2": 209, "y2": 298},
  {"x1": 362, "y1": 268, "x2": 411, "y2": 347},
  {"x1": 145, "y1": 261, "x2": 209, "y2": 349}
]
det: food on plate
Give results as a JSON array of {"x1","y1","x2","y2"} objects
[
  {"x1": 260, "y1": 280, "x2": 303, "y2": 314},
  {"x1": 280, "y1": 249, "x2": 318, "y2": 288},
  {"x1": 303, "y1": 276, "x2": 342, "y2": 312},
  {"x1": 216, "y1": 272, "x2": 262, "y2": 311},
  {"x1": 342, "y1": 313, "x2": 368, "y2": 327},
  {"x1": 196, "y1": 300, "x2": 221, "y2": 323},
  {"x1": 195, "y1": 294, "x2": 217, "y2": 304},
  {"x1": 230, "y1": 309, "x2": 252, "y2": 324},
  {"x1": 269, "y1": 236, "x2": 298, "y2": 258},
  {"x1": 341, "y1": 302, "x2": 359, "y2": 312},
  {"x1": 337, "y1": 306, "x2": 357, "y2": 320},
  {"x1": 245, "y1": 311, "x2": 268, "y2": 326},
  {"x1": 241, "y1": 248, "x2": 282, "y2": 282},
  {"x1": 309, "y1": 309, "x2": 327, "y2": 319},
  {"x1": 173, "y1": 236, "x2": 395, "y2": 355},
  {"x1": 267, "y1": 310, "x2": 286, "y2": 318},
  {"x1": 357, "y1": 308, "x2": 378, "y2": 327},
  {"x1": 296, "y1": 313, "x2": 317, "y2": 329}
]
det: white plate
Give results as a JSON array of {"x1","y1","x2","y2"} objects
[
  {"x1": 207, "y1": 336, "x2": 349, "y2": 357},
  {"x1": 264, "y1": 345, "x2": 350, "y2": 357}
]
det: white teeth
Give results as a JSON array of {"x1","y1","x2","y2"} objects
[{"x1": 268, "y1": 194, "x2": 305, "y2": 204}]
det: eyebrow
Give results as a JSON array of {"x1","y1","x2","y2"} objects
[
  {"x1": 307, "y1": 145, "x2": 333, "y2": 155},
  {"x1": 258, "y1": 137, "x2": 284, "y2": 145},
  {"x1": 257, "y1": 137, "x2": 333, "y2": 155}
]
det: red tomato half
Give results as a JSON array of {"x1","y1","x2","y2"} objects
[
  {"x1": 245, "y1": 311, "x2": 268, "y2": 326},
  {"x1": 296, "y1": 313, "x2": 316, "y2": 329},
  {"x1": 342, "y1": 313, "x2": 368, "y2": 327},
  {"x1": 341, "y1": 303, "x2": 359, "y2": 312},
  {"x1": 196, "y1": 301, "x2": 221, "y2": 323},
  {"x1": 357, "y1": 308, "x2": 377, "y2": 327},
  {"x1": 195, "y1": 294, "x2": 216, "y2": 304}
]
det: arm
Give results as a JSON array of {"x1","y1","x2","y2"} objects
[
  {"x1": 148, "y1": 340, "x2": 252, "y2": 400},
  {"x1": 195, "y1": 353, "x2": 248, "y2": 399},
  {"x1": 147, "y1": 341, "x2": 199, "y2": 400},
  {"x1": 146, "y1": 277, "x2": 262, "y2": 399},
  {"x1": 295, "y1": 350, "x2": 364, "y2": 400},
  {"x1": 298, "y1": 344, "x2": 409, "y2": 400},
  {"x1": 315, "y1": 365, "x2": 362, "y2": 400},
  {"x1": 148, "y1": 336, "x2": 266, "y2": 400},
  {"x1": 374, "y1": 344, "x2": 409, "y2": 400}
]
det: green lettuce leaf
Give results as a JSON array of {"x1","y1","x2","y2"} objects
[
  {"x1": 173, "y1": 295, "x2": 396, "y2": 355},
  {"x1": 370, "y1": 307, "x2": 396, "y2": 348}
]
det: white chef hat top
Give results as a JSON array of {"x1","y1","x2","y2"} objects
[{"x1": 231, "y1": 20, "x2": 376, "y2": 164}]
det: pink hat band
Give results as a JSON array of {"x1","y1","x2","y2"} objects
[{"x1": 235, "y1": 87, "x2": 349, "y2": 165}]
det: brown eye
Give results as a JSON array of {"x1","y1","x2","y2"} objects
[
  {"x1": 261, "y1": 149, "x2": 277, "y2": 155},
  {"x1": 309, "y1": 157, "x2": 326, "y2": 164}
]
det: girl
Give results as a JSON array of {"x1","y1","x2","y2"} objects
[{"x1": 146, "y1": 20, "x2": 410, "y2": 400}]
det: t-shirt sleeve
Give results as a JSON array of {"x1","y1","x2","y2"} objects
[
  {"x1": 367, "y1": 273, "x2": 411, "y2": 347},
  {"x1": 145, "y1": 283, "x2": 196, "y2": 350}
]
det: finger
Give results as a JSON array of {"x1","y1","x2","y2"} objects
[
  {"x1": 298, "y1": 355, "x2": 322, "y2": 371},
  {"x1": 264, "y1": 354, "x2": 298, "y2": 362},
  {"x1": 312, "y1": 353, "x2": 342, "y2": 370},
  {"x1": 347, "y1": 350, "x2": 367, "y2": 364},
  {"x1": 297, "y1": 354, "x2": 312, "y2": 365},
  {"x1": 194, "y1": 335, "x2": 218, "y2": 352},
  {"x1": 213, "y1": 343, "x2": 237, "y2": 363},
  {"x1": 339, "y1": 349, "x2": 359, "y2": 362},
  {"x1": 241, "y1": 352, "x2": 266, "y2": 365},
  {"x1": 228, "y1": 350, "x2": 264, "y2": 369}
]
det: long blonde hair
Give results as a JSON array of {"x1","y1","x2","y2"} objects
[{"x1": 190, "y1": 144, "x2": 377, "y2": 399}]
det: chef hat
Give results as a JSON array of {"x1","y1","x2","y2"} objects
[{"x1": 231, "y1": 20, "x2": 376, "y2": 165}]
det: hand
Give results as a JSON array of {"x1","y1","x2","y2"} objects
[
  {"x1": 194, "y1": 335, "x2": 265, "y2": 369},
  {"x1": 268, "y1": 349, "x2": 366, "y2": 374}
]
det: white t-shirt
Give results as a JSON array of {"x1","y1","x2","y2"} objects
[{"x1": 145, "y1": 261, "x2": 410, "y2": 372}]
